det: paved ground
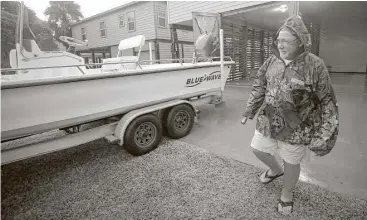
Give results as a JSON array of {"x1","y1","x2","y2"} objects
[{"x1": 181, "y1": 73, "x2": 367, "y2": 199}]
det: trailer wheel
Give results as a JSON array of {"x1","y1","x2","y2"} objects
[
  {"x1": 124, "y1": 114, "x2": 163, "y2": 156},
  {"x1": 165, "y1": 104, "x2": 195, "y2": 139}
]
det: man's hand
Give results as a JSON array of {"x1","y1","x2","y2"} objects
[{"x1": 241, "y1": 117, "x2": 248, "y2": 125}]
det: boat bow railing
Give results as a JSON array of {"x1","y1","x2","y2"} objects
[{"x1": 1, "y1": 56, "x2": 233, "y2": 74}]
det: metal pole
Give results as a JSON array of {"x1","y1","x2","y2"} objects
[
  {"x1": 149, "y1": 42, "x2": 153, "y2": 65},
  {"x1": 220, "y1": 28, "x2": 224, "y2": 95},
  {"x1": 19, "y1": 1, "x2": 24, "y2": 50}
]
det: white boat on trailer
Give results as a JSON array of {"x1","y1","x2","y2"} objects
[{"x1": 1, "y1": 2, "x2": 234, "y2": 165}]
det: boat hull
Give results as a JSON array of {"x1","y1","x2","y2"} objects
[{"x1": 1, "y1": 62, "x2": 233, "y2": 141}]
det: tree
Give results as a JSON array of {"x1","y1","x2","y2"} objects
[
  {"x1": 44, "y1": 1, "x2": 84, "y2": 47},
  {"x1": 1, "y1": 10, "x2": 17, "y2": 68},
  {"x1": 31, "y1": 20, "x2": 59, "y2": 51},
  {"x1": 1, "y1": 1, "x2": 19, "y2": 14},
  {"x1": 1, "y1": 10, "x2": 17, "y2": 50},
  {"x1": 1, "y1": 1, "x2": 59, "y2": 68}
]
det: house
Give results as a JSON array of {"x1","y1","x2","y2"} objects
[
  {"x1": 167, "y1": 1, "x2": 367, "y2": 80},
  {"x1": 70, "y1": 1, "x2": 195, "y2": 64}
]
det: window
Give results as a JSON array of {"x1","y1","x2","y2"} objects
[
  {"x1": 127, "y1": 11, "x2": 135, "y2": 32},
  {"x1": 81, "y1": 27, "x2": 86, "y2": 40},
  {"x1": 100, "y1": 21, "x2": 106, "y2": 37},
  {"x1": 157, "y1": 7, "x2": 166, "y2": 28},
  {"x1": 118, "y1": 14, "x2": 125, "y2": 27}
]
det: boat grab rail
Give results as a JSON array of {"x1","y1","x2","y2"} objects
[{"x1": 0, "y1": 56, "x2": 233, "y2": 73}]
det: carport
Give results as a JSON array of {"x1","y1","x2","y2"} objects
[
  {"x1": 169, "y1": 1, "x2": 367, "y2": 81},
  {"x1": 299, "y1": 2, "x2": 367, "y2": 74},
  {"x1": 169, "y1": 1, "x2": 366, "y2": 81},
  {"x1": 169, "y1": 1, "x2": 320, "y2": 81},
  {"x1": 220, "y1": 1, "x2": 321, "y2": 80},
  {"x1": 221, "y1": 1, "x2": 367, "y2": 80}
]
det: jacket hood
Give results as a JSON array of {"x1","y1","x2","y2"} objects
[{"x1": 271, "y1": 16, "x2": 311, "y2": 58}]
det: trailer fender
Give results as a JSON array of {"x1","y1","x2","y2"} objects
[{"x1": 113, "y1": 100, "x2": 197, "y2": 146}]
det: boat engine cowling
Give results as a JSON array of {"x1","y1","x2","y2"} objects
[{"x1": 194, "y1": 32, "x2": 219, "y2": 58}]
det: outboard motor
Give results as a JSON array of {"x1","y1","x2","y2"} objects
[
  {"x1": 59, "y1": 36, "x2": 88, "y2": 55},
  {"x1": 192, "y1": 12, "x2": 220, "y2": 61},
  {"x1": 194, "y1": 31, "x2": 219, "y2": 59}
]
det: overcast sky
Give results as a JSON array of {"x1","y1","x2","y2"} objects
[{"x1": 23, "y1": 0, "x2": 132, "y2": 21}]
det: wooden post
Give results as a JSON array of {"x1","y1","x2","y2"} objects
[
  {"x1": 170, "y1": 25, "x2": 175, "y2": 59},
  {"x1": 243, "y1": 22, "x2": 248, "y2": 80},
  {"x1": 170, "y1": 25, "x2": 180, "y2": 62},
  {"x1": 174, "y1": 29, "x2": 179, "y2": 61},
  {"x1": 155, "y1": 39, "x2": 160, "y2": 63},
  {"x1": 181, "y1": 43, "x2": 184, "y2": 60},
  {"x1": 260, "y1": 30, "x2": 264, "y2": 65},
  {"x1": 173, "y1": 27, "x2": 179, "y2": 61},
  {"x1": 251, "y1": 29, "x2": 255, "y2": 70},
  {"x1": 91, "y1": 50, "x2": 95, "y2": 63}
]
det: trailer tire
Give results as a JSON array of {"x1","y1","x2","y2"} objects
[
  {"x1": 124, "y1": 114, "x2": 163, "y2": 156},
  {"x1": 165, "y1": 104, "x2": 195, "y2": 139}
]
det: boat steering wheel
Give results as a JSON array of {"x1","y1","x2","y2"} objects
[{"x1": 59, "y1": 36, "x2": 88, "y2": 47}]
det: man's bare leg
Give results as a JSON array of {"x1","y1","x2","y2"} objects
[{"x1": 251, "y1": 148, "x2": 283, "y2": 180}]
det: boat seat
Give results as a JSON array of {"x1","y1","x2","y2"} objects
[
  {"x1": 101, "y1": 35, "x2": 145, "y2": 73},
  {"x1": 105, "y1": 56, "x2": 138, "y2": 63},
  {"x1": 102, "y1": 56, "x2": 138, "y2": 72}
]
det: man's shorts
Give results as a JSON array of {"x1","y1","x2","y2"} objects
[{"x1": 251, "y1": 130, "x2": 306, "y2": 165}]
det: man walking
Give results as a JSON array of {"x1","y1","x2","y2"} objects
[{"x1": 241, "y1": 16, "x2": 339, "y2": 215}]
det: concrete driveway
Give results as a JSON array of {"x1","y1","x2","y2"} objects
[{"x1": 181, "y1": 73, "x2": 367, "y2": 199}]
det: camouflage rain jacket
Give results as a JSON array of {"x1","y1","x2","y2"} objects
[{"x1": 243, "y1": 17, "x2": 339, "y2": 156}]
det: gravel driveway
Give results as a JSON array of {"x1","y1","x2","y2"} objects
[{"x1": 2, "y1": 138, "x2": 366, "y2": 220}]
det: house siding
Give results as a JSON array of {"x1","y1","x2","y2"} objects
[
  {"x1": 137, "y1": 41, "x2": 156, "y2": 62},
  {"x1": 155, "y1": 1, "x2": 194, "y2": 43},
  {"x1": 159, "y1": 41, "x2": 172, "y2": 61},
  {"x1": 177, "y1": 29, "x2": 194, "y2": 42},
  {"x1": 110, "y1": 45, "x2": 119, "y2": 57},
  {"x1": 71, "y1": 1, "x2": 156, "y2": 50},
  {"x1": 154, "y1": 1, "x2": 170, "y2": 40},
  {"x1": 183, "y1": 44, "x2": 195, "y2": 59},
  {"x1": 167, "y1": 1, "x2": 267, "y2": 24}
]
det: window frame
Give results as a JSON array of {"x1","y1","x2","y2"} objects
[
  {"x1": 156, "y1": 7, "x2": 167, "y2": 28},
  {"x1": 99, "y1": 20, "x2": 107, "y2": 38},
  {"x1": 81, "y1": 27, "x2": 87, "y2": 41},
  {"x1": 127, "y1": 11, "x2": 136, "y2": 32},
  {"x1": 118, "y1": 14, "x2": 125, "y2": 27}
]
